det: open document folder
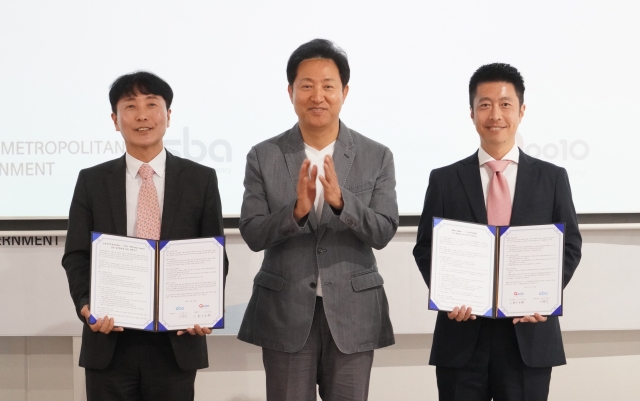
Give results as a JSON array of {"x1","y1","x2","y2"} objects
[
  {"x1": 89, "y1": 233, "x2": 225, "y2": 331},
  {"x1": 429, "y1": 218, "x2": 564, "y2": 318}
]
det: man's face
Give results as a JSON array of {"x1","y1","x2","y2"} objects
[
  {"x1": 471, "y1": 82, "x2": 525, "y2": 149},
  {"x1": 111, "y1": 93, "x2": 171, "y2": 152},
  {"x1": 288, "y1": 58, "x2": 348, "y2": 132}
]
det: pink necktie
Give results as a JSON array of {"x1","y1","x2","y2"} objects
[
  {"x1": 136, "y1": 164, "x2": 161, "y2": 240},
  {"x1": 485, "y1": 160, "x2": 512, "y2": 226}
]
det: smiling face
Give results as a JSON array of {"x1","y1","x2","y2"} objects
[
  {"x1": 111, "y1": 93, "x2": 170, "y2": 160},
  {"x1": 288, "y1": 58, "x2": 348, "y2": 136},
  {"x1": 471, "y1": 81, "x2": 525, "y2": 153}
]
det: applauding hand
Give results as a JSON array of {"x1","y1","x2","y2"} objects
[
  {"x1": 319, "y1": 155, "x2": 344, "y2": 210},
  {"x1": 293, "y1": 159, "x2": 318, "y2": 221}
]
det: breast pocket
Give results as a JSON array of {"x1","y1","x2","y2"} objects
[{"x1": 346, "y1": 180, "x2": 375, "y2": 206}]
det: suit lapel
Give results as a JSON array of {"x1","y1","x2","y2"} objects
[
  {"x1": 284, "y1": 124, "x2": 319, "y2": 232},
  {"x1": 510, "y1": 149, "x2": 536, "y2": 226},
  {"x1": 457, "y1": 152, "x2": 488, "y2": 224},
  {"x1": 317, "y1": 121, "x2": 355, "y2": 241},
  {"x1": 106, "y1": 155, "x2": 127, "y2": 236},
  {"x1": 161, "y1": 151, "x2": 184, "y2": 238}
]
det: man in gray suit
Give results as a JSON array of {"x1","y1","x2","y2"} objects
[{"x1": 237, "y1": 39, "x2": 399, "y2": 400}]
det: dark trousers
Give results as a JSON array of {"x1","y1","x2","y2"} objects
[
  {"x1": 85, "y1": 330, "x2": 197, "y2": 401},
  {"x1": 436, "y1": 319, "x2": 552, "y2": 401},
  {"x1": 262, "y1": 297, "x2": 374, "y2": 401}
]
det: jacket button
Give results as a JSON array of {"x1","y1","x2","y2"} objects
[
  {"x1": 346, "y1": 218, "x2": 355, "y2": 227},
  {"x1": 316, "y1": 248, "x2": 326, "y2": 254},
  {"x1": 309, "y1": 282, "x2": 317, "y2": 289}
]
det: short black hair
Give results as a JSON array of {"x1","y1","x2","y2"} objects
[
  {"x1": 286, "y1": 39, "x2": 350, "y2": 88},
  {"x1": 469, "y1": 63, "x2": 525, "y2": 108},
  {"x1": 109, "y1": 71, "x2": 173, "y2": 113}
]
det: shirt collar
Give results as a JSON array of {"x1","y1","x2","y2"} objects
[
  {"x1": 304, "y1": 140, "x2": 336, "y2": 154},
  {"x1": 478, "y1": 143, "x2": 520, "y2": 166},
  {"x1": 125, "y1": 148, "x2": 167, "y2": 178}
]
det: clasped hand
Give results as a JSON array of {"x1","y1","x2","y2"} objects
[
  {"x1": 294, "y1": 155, "x2": 343, "y2": 221},
  {"x1": 512, "y1": 313, "x2": 547, "y2": 324},
  {"x1": 81, "y1": 305, "x2": 123, "y2": 334},
  {"x1": 447, "y1": 305, "x2": 548, "y2": 324}
]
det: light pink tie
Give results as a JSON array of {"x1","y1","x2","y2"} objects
[
  {"x1": 136, "y1": 164, "x2": 161, "y2": 240},
  {"x1": 485, "y1": 160, "x2": 512, "y2": 226}
]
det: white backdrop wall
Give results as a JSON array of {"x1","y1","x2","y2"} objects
[{"x1": 0, "y1": 228, "x2": 639, "y2": 400}]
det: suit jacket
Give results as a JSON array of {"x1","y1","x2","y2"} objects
[
  {"x1": 62, "y1": 151, "x2": 228, "y2": 370},
  {"x1": 237, "y1": 121, "x2": 399, "y2": 354},
  {"x1": 413, "y1": 149, "x2": 582, "y2": 368}
]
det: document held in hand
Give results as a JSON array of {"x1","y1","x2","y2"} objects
[
  {"x1": 89, "y1": 232, "x2": 225, "y2": 331},
  {"x1": 429, "y1": 218, "x2": 565, "y2": 318}
]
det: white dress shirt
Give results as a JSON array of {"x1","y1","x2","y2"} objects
[
  {"x1": 304, "y1": 141, "x2": 336, "y2": 219},
  {"x1": 304, "y1": 140, "x2": 336, "y2": 297},
  {"x1": 478, "y1": 143, "x2": 519, "y2": 208},
  {"x1": 125, "y1": 149, "x2": 167, "y2": 237}
]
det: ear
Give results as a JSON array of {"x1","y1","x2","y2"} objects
[
  {"x1": 470, "y1": 107, "x2": 475, "y2": 120},
  {"x1": 519, "y1": 103, "x2": 526, "y2": 119},
  {"x1": 341, "y1": 84, "x2": 349, "y2": 103},
  {"x1": 111, "y1": 112, "x2": 120, "y2": 131},
  {"x1": 167, "y1": 109, "x2": 172, "y2": 128},
  {"x1": 288, "y1": 85, "x2": 294, "y2": 104}
]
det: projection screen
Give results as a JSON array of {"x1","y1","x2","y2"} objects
[{"x1": 1, "y1": 1, "x2": 639, "y2": 218}]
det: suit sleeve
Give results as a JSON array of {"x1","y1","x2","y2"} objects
[
  {"x1": 239, "y1": 146, "x2": 308, "y2": 252},
  {"x1": 413, "y1": 170, "x2": 444, "y2": 288},
  {"x1": 200, "y1": 168, "x2": 229, "y2": 281},
  {"x1": 61, "y1": 170, "x2": 92, "y2": 323},
  {"x1": 553, "y1": 168, "x2": 582, "y2": 288},
  {"x1": 336, "y1": 147, "x2": 399, "y2": 250}
]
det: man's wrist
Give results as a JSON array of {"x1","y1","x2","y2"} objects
[
  {"x1": 293, "y1": 203, "x2": 310, "y2": 224},
  {"x1": 293, "y1": 207, "x2": 305, "y2": 221},
  {"x1": 329, "y1": 197, "x2": 344, "y2": 213}
]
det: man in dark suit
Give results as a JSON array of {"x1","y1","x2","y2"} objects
[
  {"x1": 413, "y1": 63, "x2": 582, "y2": 401},
  {"x1": 62, "y1": 71, "x2": 228, "y2": 401}
]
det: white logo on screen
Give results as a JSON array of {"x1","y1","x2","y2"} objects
[
  {"x1": 165, "y1": 127, "x2": 232, "y2": 163},
  {"x1": 517, "y1": 132, "x2": 589, "y2": 161}
]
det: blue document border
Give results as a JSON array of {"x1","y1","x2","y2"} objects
[{"x1": 158, "y1": 236, "x2": 226, "y2": 331}]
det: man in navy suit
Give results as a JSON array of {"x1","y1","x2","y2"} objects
[{"x1": 413, "y1": 63, "x2": 581, "y2": 401}]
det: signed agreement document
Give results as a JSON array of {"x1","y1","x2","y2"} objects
[
  {"x1": 89, "y1": 233, "x2": 225, "y2": 331},
  {"x1": 429, "y1": 218, "x2": 564, "y2": 318}
]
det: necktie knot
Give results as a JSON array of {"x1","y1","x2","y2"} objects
[
  {"x1": 485, "y1": 160, "x2": 511, "y2": 174},
  {"x1": 138, "y1": 164, "x2": 155, "y2": 180}
]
